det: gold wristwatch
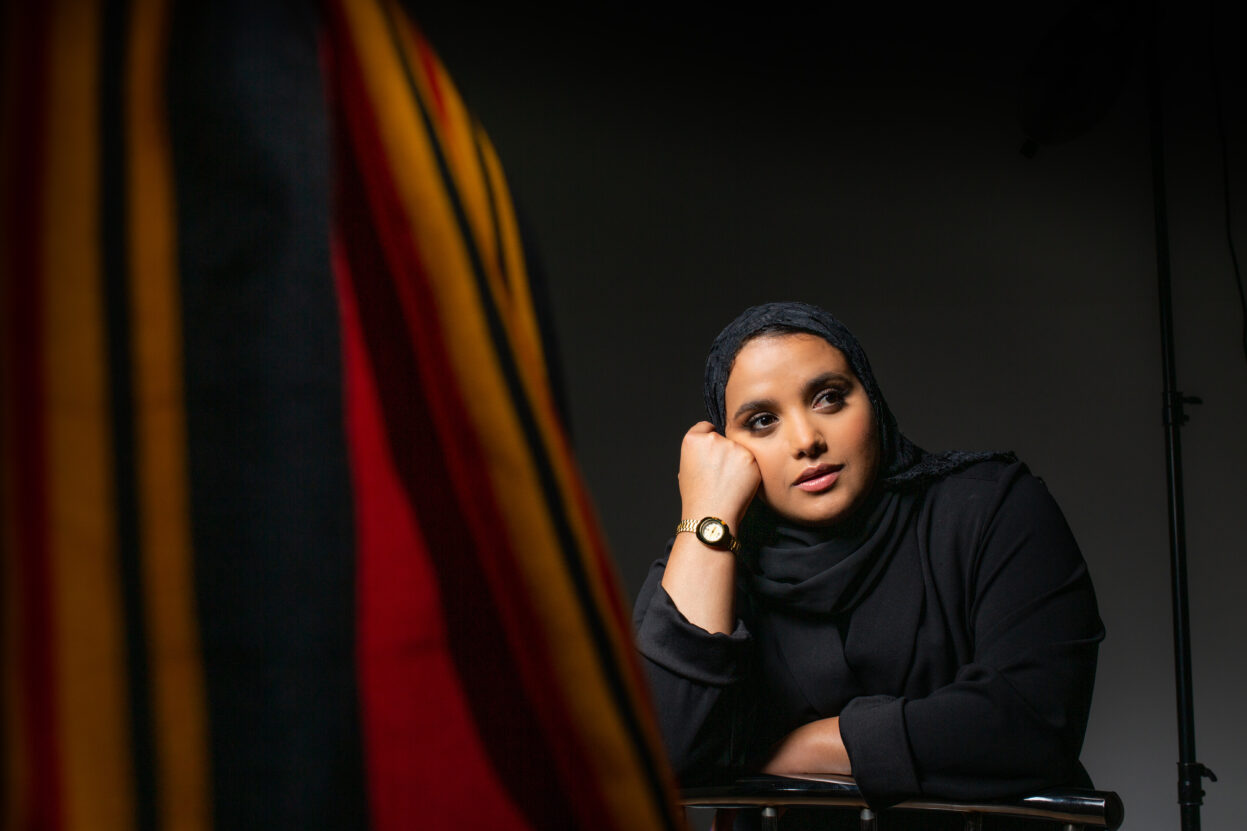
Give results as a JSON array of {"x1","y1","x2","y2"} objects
[{"x1": 676, "y1": 516, "x2": 740, "y2": 554}]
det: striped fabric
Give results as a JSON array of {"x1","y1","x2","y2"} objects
[{"x1": 0, "y1": 2, "x2": 681, "y2": 830}]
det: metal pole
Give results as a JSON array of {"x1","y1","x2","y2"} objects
[{"x1": 1144, "y1": 2, "x2": 1215, "y2": 829}]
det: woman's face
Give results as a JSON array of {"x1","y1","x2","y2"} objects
[{"x1": 723, "y1": 333, "x2": 880, "y2": 527}]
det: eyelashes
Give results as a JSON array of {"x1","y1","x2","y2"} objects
[
  {"x1": 814, "y1": 387, "x2": 848, "y2": 410},
  {"x1": 744, "y1": 412, "x2": 778, "y2": 431},
  {"x1": 741, "y1": 386, "x2": 850, "y2": 432}
]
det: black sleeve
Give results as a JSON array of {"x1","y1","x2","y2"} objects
[
  {"x1": 839, "y1": 466, "x2": 1104, "y2": 805},
  {"x1": 632, "y1": 550, "x2": 754, "y2": 784}
]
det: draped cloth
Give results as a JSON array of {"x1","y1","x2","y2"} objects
[
  {"x1": 742, "y1": 489, "x2": 915, "y2": 617},
  {"x1": 1, "y1": 2, "x2": 680, "y2": 830}
]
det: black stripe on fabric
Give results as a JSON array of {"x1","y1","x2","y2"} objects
[
  {"x1": 99, "y1": 3, "x2": 158, "y2": 830},
  {"x1": 333, "y1": 123, "x2": 573, "y2": 826},
  {"x1": 166, "y1": 4, "x2": 366, "y2": 829},
  {"x1": 510, "y1": 199, "x2": 574, "y2": 437},
  {"x1": 380, "y1": 9, "x2": 677, "y2": 829},
  {"x1": 468, "y1": 123, "x2": 510, "y2": 298}
]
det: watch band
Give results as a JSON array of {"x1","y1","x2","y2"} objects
[{"x1": 675, "y1": 517, "x2": 740, "y2": 554}]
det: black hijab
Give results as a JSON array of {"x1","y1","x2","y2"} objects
[{"x1": 705, "y1": 301, "x2": 1011, "y2": 492}]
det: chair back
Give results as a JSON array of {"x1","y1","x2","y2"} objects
[{"x1": 682, "y1": 775, "x2": 1124, "y2": 831}]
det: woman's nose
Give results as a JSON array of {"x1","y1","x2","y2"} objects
[{"x1": 789, "y1": 416, "x2": 826, "y2": 458}]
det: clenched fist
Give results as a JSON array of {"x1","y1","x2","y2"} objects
[{"x1": 678, "y1": 421, "x2": 761, "y2": 530}]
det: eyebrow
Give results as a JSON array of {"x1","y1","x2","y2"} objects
[{"x1": 730, "y1": 371, "x2": 856, "y2": 422}]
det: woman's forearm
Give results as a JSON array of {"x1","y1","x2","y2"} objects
[
  {"x1": 663, "y1": 421, "x2": 758, "y2": 634},
  {"x1": 761, "y1": 716, "x2": 851, "y2": 776},
  {"x1": 659, "y1": 531, "x2": 740, "y2": 634}
]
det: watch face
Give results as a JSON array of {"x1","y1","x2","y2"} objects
[{"x1": 698, "y1": 518, "x2": 725, "y2": 544}]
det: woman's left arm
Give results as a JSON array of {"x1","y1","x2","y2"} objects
[
  {"x1": 761, "y1": 716, "x2": 850, "y2": 776},
  {"x1": 839, "y1": 467, "x2": 1104, "y2": 805}
]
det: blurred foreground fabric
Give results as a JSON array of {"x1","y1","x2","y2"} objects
[{"x1": 1, "y1": 2, "x2": 680, "y2": 829}]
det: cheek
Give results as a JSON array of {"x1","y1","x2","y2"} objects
[
  {"x1": 758, "y1": 454, "x2": 794, "y2": 506},
  {"x1": 834, "y1": 411, "x2": 878, "y2": 469},
  {"x1": 853, "y1": 416, "x2": 881, "y2": 472},
  {"x1": 731, "y1": 437, "x2": 783, "y2": 500}
]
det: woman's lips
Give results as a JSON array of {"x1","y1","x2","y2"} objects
[{"x1": 793, "y1": 465, "x2": 842, "y2": 493}]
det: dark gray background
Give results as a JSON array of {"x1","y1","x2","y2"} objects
[{"x1": 417, "y1": 3, "x2": 1245, "y2": 828}]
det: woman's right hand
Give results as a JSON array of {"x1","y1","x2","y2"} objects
[
  {"x1": 677, "y1": 421, "x2": 761, "y2": 531},
  {"x1": 662, "y1": 422, "x2": 760, "y2": 634}
]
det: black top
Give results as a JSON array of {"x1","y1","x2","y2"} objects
[{"x1": 633, "y1": 460, "x2": 1103, "y2": 809}]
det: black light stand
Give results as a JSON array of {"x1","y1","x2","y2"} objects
[
  {"x1": 1019, "y1": 1, "x2": 1220, "y2": 825},
  {"x1": 1143, "y1": 2, "x2": 1217, "y2": 829}
]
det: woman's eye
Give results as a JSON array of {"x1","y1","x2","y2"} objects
[
  {"x1": 745, "y1": 412, "x2": 777, "y2": 431},
  {"x1": 814, "y1": 388, "x2": 847, "y2": 410}
]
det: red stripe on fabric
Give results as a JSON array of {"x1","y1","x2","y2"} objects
[
  {"x1": 324, "y1": 55, "x2": 548, "y2": 820},
  {"x1": 323, "y1": 9, "x2": 617, "y2": 828},
  {"x1": 561, "y1": 460, "x2": 628, "y2": 628},
  {"x1": 539, "y1": 422, "x2": 632, "y2": 635},
  {"x1": 410, "y1": 31, "x2": 447, "y2": 126},
  {"x1": 328, "y1": 84, "x2": 567, "y2": 831},
  {"x1": 334, "y1": 238, "x2": 530, "y2": 831},
  {"x1": 388, "y1": 17, "x2": 677, "y2": 824},
  {"x1": 4, "y1": 5, "x2": 64, "y2": 830},
  {"x1": 556, "y1": 443, "x2": 667, "y2": 732}
]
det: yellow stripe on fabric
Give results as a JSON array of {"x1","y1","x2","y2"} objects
[
  {"x1": 390, "y1": 15, "x2": 674, "y2": 827},
  {"x1": 395, "y1": 27, "x2": 510, "y2": 318},
  {"x1": 462, "y1": 79, "x2": 667, "y2": 781},
  {"x1": 386, "y1": 20, "x2": 570, "y2": 491},
  {"x1": 342, "y1": 3, "x2": 673, "y2": 828},
  {"x1": 477, "y1": 133, "x2": 667, "y2": 767},
  {"x1": 44, "y1": 3, "x2": 135, "y2": 830},
  {"x1": 474, "y1": 129, "x2": 550, "y2": 372},
  {"x1": 399, "y1": 16, "x2": 675, "y2": 813},
  {"x1": 394, "y1": 34, "x2": 576, "y2": 543},
  {"x1": 389, "y1": 39, "x2": 605, "y2": 613},
  {"x1": 387, "y1": 27, "x2": 587, "y2": 561},
  {"x1": 390, "y1": 22, "x2": 570, "y2": 429},
  {"x1": 126, "y1": 2, "x2": 212, "y2": 829},
  {"x1": 390, "y1": 18, "x2": 596, "y2": 581},
  {"x1": 470, "y1": 129, "x2": 596, "y2": 549}
]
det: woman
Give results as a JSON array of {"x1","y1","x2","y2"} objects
[{"x1": 633, "y1": 302, "x2": 1103, "y2": 826}]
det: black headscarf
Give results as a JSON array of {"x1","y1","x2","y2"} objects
[{"x1": 704, "y1": 301, "x2": 1013, "y2": 492}]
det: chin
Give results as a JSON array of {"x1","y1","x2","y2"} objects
[
  {"x1": 802, "y1": 510, "x2": 854, "y2": 528},
  {"x1": 778, "y1": 494, "x2": 858, "y2": 528},
  {"x1": 809, "y1": 481, "x2": 878, "y2": 525}
]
